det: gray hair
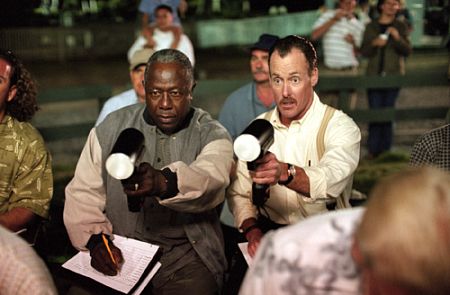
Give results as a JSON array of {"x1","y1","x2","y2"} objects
[{"x1": 144, "y1": 49, "x2": 194, "y2": 87}]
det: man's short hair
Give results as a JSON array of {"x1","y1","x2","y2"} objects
[
  {"x1": 269, "y1": 35, "x2": 318, "y2": 75},
  {"x1": 144, "y1": 49, "x2": 194, "y2": 88}
]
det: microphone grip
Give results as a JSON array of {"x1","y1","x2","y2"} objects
[
  {"x1": 252, "y1": 183, "x2": 269, "y2": 207},
  {"x1": 127, "y1": 195, "x2": 143, "y2": 212}
]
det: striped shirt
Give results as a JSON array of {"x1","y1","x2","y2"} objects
[{"x1": 313, "y1": 10, "x2": 365, "y2": 69}]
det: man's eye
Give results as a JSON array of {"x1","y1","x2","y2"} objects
[
  {"x1": 151, "y1": 90, "x2": 160, "y2": 96},
  {"x1": 291, "y1": 77, "x2": 300, "y2": 84},
  {"x1": 170, "y1": 91, "x2": 180, "y2": 97}
]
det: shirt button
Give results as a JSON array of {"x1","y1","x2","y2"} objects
[{"x1": 191, "y1": 240, "x2": 197, "y2": 244}]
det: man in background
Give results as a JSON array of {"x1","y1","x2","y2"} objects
[{"x1": 96, "y1": 48, "x2": 154, "y2": 125}]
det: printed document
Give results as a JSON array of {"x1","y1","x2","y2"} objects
[{"x1": 63, "y1": 235, "x2": 160, "y2": 294}]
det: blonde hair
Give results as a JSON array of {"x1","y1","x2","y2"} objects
[{"x1": 355, "y1": 167, "x2": 450, "y2": 294}]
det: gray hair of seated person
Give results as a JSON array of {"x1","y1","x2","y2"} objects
[
  {"x1": 355, "y1": 166, "x2": 450, "y2": 295},
  {"x1": 144, "y1": 49, "x2": 194, "y2": 89}
]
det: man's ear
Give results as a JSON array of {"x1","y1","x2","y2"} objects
[
  {"x1": 311, "y1": 68, "x2": 319, "y2": 87},
  {"x1": 7, "y1": 85, "x2": 17, "y2": 102}
]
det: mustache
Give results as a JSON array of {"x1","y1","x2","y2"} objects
[
  {"x1": 253, "y1": 69, "x2": 268, "y2": 75},
  {"x1": 280, "y1": 98, "x2": 296, "y2": 104}
]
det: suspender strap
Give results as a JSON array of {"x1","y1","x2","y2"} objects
[{"x1": 317, "y1": 106, "x2": 336, "y2": 159}]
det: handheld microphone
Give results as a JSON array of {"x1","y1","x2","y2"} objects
[
  {"x1": 233, "y1": 119, "x2": 274, "y2": 207},
  {"x1": 105, "y1": 128, "x2": 145, "y2": 212}
]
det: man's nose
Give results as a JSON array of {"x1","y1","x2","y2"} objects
[
  {"x1": 159, "y1": 92, "x2": 172, "y2": 108},
  {"x1": 282, "y1": 83, "x2": 290, "y2": 97}
]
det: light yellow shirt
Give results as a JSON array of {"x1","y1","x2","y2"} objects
[{"x1": 228, "y1": 93, "x2": 361, "y2": 227}]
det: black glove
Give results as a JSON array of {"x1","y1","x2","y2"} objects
[{"x1": 87, "y1": 234, "x2": 123, "y2": 276}]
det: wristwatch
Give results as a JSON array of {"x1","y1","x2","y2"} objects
[{"x1": 278, "y1": 163, "x2": 296, "y2": 185}]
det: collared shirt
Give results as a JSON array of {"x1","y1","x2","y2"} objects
[
  {"x1": 0, "y1": 115, "x2": 53, "y2": 218},
  {"x1": 95, "y1": 89, "x2": 139, "y2": 126},
  {"x1": 239, "y1": 208, "x2": 364, "y2": 295},
  {"x1": 312, "y1": 10, "x2": 365, "y2": 69},
  {"x1": 0, "y1": 225, "x2": 57, "y2": 294},
  {"x1": 410, "y1": 124, "x2": 450, "y2": 172},
  {"x1": 228, "y1": 93, "x2": 361, "y2": 227},
  {"x1": 218, "y1": 82, "x2": 276, "y2": 140}
]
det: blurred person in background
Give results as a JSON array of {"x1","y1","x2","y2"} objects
[
  {"x1": 128, "y1": 4, "x2": 195, "y2": 66},
  {"x1": 96, "y1": 48, "x2": 154, "y2": 125},
  {"x1": 360, "y1": 0, "x2": 412, "y2": 159}
]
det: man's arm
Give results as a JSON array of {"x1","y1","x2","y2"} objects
[
  {"x1": 311, "y1": 10, "x2": 346, "y2": 41},
  {"x1": 0, "y1": 208, "x2": 37, "y2": 233},
  {"x1": 1, "y1": 138, "x2": 53, "y2": 232},
  {"x1": 64, "y1": 129, "x2": 113, "y2": 250},
  {"x1": 158, "y1": 138, "x2": 234, "y2": 212}
]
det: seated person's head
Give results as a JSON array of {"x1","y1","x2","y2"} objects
[
  {"x1": 353, "y1": 167, "x2": 450, "y2": 295},
  {"x1": 0, "y1": 49, "x2": 38, "y2": 122},
  {"x1": 143, "y1": 49, "x2": 195, "y2": 135}
]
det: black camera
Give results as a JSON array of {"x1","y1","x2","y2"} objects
[
  {"x1": 233, "y1": 119, "x2": 274, "y2": 207},
  {"x1": 105, "y1": 128, "x2": 145, "y2": 212}
]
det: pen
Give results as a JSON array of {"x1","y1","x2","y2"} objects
[{"x1": 102, "y1": 234, "x2": 118, "y2": 270}]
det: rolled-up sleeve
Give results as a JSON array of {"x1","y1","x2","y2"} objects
[
  {"x1": 304, "y1": 114, "x2": 361, "y2": 201},
  {"x1": 63, "y1": 129, "x2": 113, "y2": 250}
]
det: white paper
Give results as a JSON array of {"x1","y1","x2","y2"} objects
[
  {"x1": 63, "y1": 235, "x2": 160, "y2": 294},
  {"x1": 238, "y1": 242, "x2": 253, "y2": 267}
]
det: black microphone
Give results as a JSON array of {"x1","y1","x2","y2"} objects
[
  {"x1": 233, "y1": 119, "x2": 274, "y2": 207},
  {"x1": 105, "y1": 128, "x2": 145, "y2": 212}
]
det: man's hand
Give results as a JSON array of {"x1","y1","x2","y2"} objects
[
  {"x1": 90, "y1": 240, "x2": 124, "y2": 276},
  {"x1": 122, "y1": 162, "x2": 167, "y2": 198},
  {"x1": 246, "y1": 227, "x2": 263, "y2": 257},
  {"x1": 250, "y1": 152, "x2": 282, "y2": 186}
]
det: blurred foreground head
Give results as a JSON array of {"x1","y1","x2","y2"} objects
[{"x1": 354, "y1": 166, "x2": 450, "y2": 295}]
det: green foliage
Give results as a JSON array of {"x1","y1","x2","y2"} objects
[{"x1": 353, "y1": 150, "x2": 410, "y2": 195}]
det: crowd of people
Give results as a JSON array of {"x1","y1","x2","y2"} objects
[{"x1": 0, "y1": 0, "x2": 449, "y2": 294}]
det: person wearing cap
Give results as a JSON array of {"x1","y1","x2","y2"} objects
[
  {"x1": 95, "y1": 48, "x2": 154, "y2": 126},
  {"x1": 217, "y1": 33, "x2": 278, "y2": 294},
  {"x1": 227, "y1": 35, "x2": 360, "y2": 258}
]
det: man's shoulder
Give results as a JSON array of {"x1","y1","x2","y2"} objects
[
  {"x1": 192, "y1": 107, "x2": 231, "y2": 140},
  {"x1": 4, "y1": 117, "x2": 45, "y2": 145},
  {"x1": 224, "y1": 82, "x2": 253, "y2": 103},
  {"x1": 417, "y1": 124, "x2": 450, "y2": 145},
  {"x1": 103, "y1": 89, "x2": 137, "y2": 107}
]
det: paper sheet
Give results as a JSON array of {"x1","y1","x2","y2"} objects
[
  {"x1": 63, "y1": 235, "x2": 160, "y2": 294},
  {"x1": 238, "y1": 242, "x2": 253, "y2": 267}
]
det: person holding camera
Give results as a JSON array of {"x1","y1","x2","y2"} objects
[
  {"x1": 227, "y1": 35, "x2": 361, "y2": 257},
  {"x1": 64, "y1": 49, "x2": 233, "y2": 294}
]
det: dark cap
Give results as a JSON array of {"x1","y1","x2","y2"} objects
[{"x1": 249, "y1": 34, "x2": 279, "y2": 52}]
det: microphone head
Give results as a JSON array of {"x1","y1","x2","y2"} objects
[
  {"x1": 105, "y1": 153, "x2": 135, "y2": 180},
  {"x1": 233, "y1": 134, "x2": 261, "y2": 162}
]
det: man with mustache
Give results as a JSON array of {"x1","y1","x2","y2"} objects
[
  {"x1": 64, "y1": 49, "x2": 233, "y2": 294},
  {"x1": 228, "y1": 35, "x2": 361, "y2": 258}
]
